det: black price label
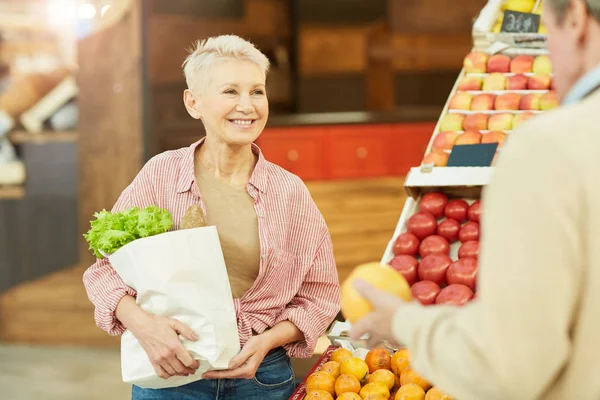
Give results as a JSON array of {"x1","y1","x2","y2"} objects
[
  {"x1": 447, "y1": 143, "x2": 498, "y2": 167},
  {"x1": 500, "y1": 10, "x2": 541, "y2": 33}
]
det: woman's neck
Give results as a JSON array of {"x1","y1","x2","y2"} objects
[{"x1": 195, "y1": 135, "x2": 256, "y2": 187}]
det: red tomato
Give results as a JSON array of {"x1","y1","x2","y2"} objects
[
  {"x1": 389, "y1": 255, "x2": 419, "y2": 286},
  {"x1": 437, "y1": 218, "x2": 461, "y2": 243},
  {"x1": 419, "y1": 192, "x2": 449, "y2": 219},
  {"x1": 418, "y1": 254, "x2": 453, "y2": 286},
  {"x1": 459, "y1": 221, "x2": 480, "y2": 243},
  {"x1": 458, "y1": 241, "x2": 480, "y2": 259},
  {"x1": 419, "y1": 235, "x2": 450, "y2": 258},
  {"x1": 407, "y1": 211, "x2": 438, "y2": 240},
  {"x1": 446, "y1": 257, "x2": 478, "y2": 291},
  {"x1": 468, "y1": 200, "x2": 482, "y2": 222},
  {"x1": 435, "y1": 284, "x2": 474, "y2": 305},
  {"x1": 393, "y1": 232, "x2": 420, "y2": 256},
  {"x1": 411, "y1": 280, "x2": 441, "y2": 305},
  {"x1": 444, "y1": 199, "x2": 469, "y2": 222}
]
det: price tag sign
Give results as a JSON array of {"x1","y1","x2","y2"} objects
[
  {"x1": 500, "y1": 10, "x2": 541, "y2": 33},
  {"x1": 447, "y1": 143, "x2": 498, "y2": 167}
]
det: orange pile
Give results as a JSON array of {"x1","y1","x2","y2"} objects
[{"x1": 304, "y1": 347, "x2": 453, "y2": 400}]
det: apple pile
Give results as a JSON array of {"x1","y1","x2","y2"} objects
[{"x1": 388, "y1": 192, "x2": 481, "y2": 306}]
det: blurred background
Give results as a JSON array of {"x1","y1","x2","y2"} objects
[{"x1": 0, "y1": 0, "x2": 485, "y2": 398}]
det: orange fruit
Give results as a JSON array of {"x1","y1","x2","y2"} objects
[
  {"x1": 425, "y1": 387, "x2": 454, "y2": 400},
  {"x1": 359, "y1": 382, "x2": 390, "y2": 399},
  {"x1": 334, "y1": 374, "x2": 361, "y2": 396},
  {"x1": 365, "y1": 348, "x2": 392, "y2": 373},
  {"x1": 341, "y1": 262, "x2": 412, "y2": 323},
  {"x1": 330, "y1": 347, "x2": 353, "y2": 364},
  {"x1": 340, "y1": 357, "x2": 369, "y2": 384},
  {"x1": 368, "y1": 369, "x2": 395, "y2": 390},
  {"x1": 337, "y1": 393, "x2": 362, "y2": 400},
  {"x1": 391, "y1": 348, "x2": 410, "y2": 376},
  {"x1": 306, "y1": 371, "x2": 335, "y2": 396},
  {"x1": 395, "y1": 383, "x2": 425, "y2": 400},
  {"x1": 304, "y1": 390, "x2": 334, "y2": 400},
  {"x1": 400, "y1": 369, "x2": 432, "y2": 392},
  {"x1": 320, "y1": 361, "x2": 341, "y2": 379}
]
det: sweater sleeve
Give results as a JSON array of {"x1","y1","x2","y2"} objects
[{"x1": 391, "y1": 125, "x2": 583, "y2": 400}]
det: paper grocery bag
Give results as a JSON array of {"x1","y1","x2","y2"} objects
[{"x1": 107, "y1": 226, "x2": 241, "y2": 389}]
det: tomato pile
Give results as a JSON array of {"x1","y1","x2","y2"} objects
[{"x1": 389, "y1": 192, "x2": 481, "y2": 306}]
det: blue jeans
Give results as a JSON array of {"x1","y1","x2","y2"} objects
[{"x1": 131, "y1": 347, "x2": 296, "y2": 400}]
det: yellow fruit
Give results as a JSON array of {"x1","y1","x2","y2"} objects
[
  {"x1": 391, "y1": 348, "x2": 411, "y2": 376},
  {"x1": 320, "y1": 361, "x2": 341, "y2": 380},
  {"x1": 304, "y1": 390, "x2": 334, "y2": 400},
  {"x1": 334, "y1": 374, "x2": 361, "y2": 397},
  {"x1": 395, "y1": 383, "x2": 426, "y2": 400},
  {"x1": 359, "y1": 382, "x2": 391, "y2": 399},
  {"x1": 340, "y1": 357, "x2": 369, "y2": 384},
  {"x1": 504, "y1": 0, "x2": 536, "y2": 13},
  {"x1": 365, "y1": 348, "x2": 392, "y2": 373},
  {"x1": 330, "y1": 347, "x2": 353, "y2": 364},
  {"x1": 337, "y1": 392, "x2": 362, "y2": 400},
  {"x1": 400, "y1": 369, "x2": 432, "y2": 392},
  {"x1": 341, "y1": 262, "x2": 412, "y2": 323},
  {"x1": 368, "y1": 369, "x2": 396, "y2": 390},
  {"x1": 306, "y1": 371, "x2": 335, "y2": 396},
  {"x1": 425, "y1": 387, "x2": 454, "y2": 400}
]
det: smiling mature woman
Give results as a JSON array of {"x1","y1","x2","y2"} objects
[{"x1": 83, "y1": 35, "x2": 341, "y2": 400}]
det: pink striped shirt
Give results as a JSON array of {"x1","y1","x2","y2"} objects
[{"x1": 82, "y1": 138, "x2": 340, "y2": 358}]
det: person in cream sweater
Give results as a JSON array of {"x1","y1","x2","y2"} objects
[{"x1": 350, "y1": 0, "x2": 600, "y2": 399}]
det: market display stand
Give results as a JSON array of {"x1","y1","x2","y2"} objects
[{"x1": 292, "y1": 0, "x2": 553, "y2": 398}]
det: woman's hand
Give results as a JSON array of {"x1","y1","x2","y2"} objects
[
  {"x1": 202, "y1": 335, "x2": 272, "y2": 380},
  {"x1": 116, "y1": 295, "x2": 200, "y2": 379}
]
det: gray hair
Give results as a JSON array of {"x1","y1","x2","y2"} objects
[
  {"x1": 182, "y1": 35, "x2": 270, "y2": 92},
  {"x1": 547, "y1": 0, "x2": 600, "y2": 21}
]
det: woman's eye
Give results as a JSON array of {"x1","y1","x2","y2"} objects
[
  {"x1": 253, "y1": 90, "x2": 264, "y2": 95},
  {"x1": 224, "y1": 89, "x2": 236, "y2": 95}
]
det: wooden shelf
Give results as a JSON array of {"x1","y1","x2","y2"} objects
[
  {"x1": 0, "y1": 186, "x2": 25, "y2": 199},
  {"x1": 8, "y1": 130, "x2": 78, "y2": 144}
]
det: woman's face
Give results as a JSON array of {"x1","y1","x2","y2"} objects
[{"x1": 185, "y1": 58, "x2": 268, "y2": 147}]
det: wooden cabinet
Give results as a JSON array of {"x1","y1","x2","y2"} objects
[{"x1": 390, "y1": 123, "x2": 436, "y2": 176}]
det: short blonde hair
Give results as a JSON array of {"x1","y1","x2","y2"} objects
[{"x1": 182, "y1": 35, "x2": 270, "y2": 91}]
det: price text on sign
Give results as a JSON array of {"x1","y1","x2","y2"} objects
[{"x1": 500, "y1": 10, "x2": 541, "y2": 33}]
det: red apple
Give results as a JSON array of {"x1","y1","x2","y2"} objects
[
  {"x1": 419, "y1": 192, "x2": 449, "y2": 218},
  {"x1": 418, "y1": 254, "x2": 453, "y2": 286},
  {"x1": 463, "y1": 113, "x2": 489, "y2": 131},
  {"x1": 463, "y1": 51, "x2": 489, "y2": 73},
  {"x1": 437, "y1": 218, "x2": 461, "y2": 243},
  {"x1": 495, "y1": 93, "x2": 521, "y2": 110},
  {"x1": 467, "y1": 200, "x2": 481, "y2": 222},
  {"x1": 512, "y1": 112, "x2": 535, "y2": 128},
  {"x1": 486, "y1": 54, "x2": 511, "y2": 73},
  {"x1": 510, "y1": 55, "x2": 535, "y2": 73},
  {"x1": 389, "y1": 255, "x2": 419, "y2": 286},
  {"x1": 419, "y1": 235, "x2": 450, "y2": 258},
  {"x1": 432, "y1": 131, "x2": 459, "y2": 151},
  {"x1": 449, "y1": 92, "x2": 473, "y2": 110},
  {"x1": 446, "y1": 257, "x2": 478, "y2": 291},
  {"x1": 407, "y1": 211, "x2": 438, "y2": 240},
  {"x1": 519, "y1": 93, "x2": 542, "y2": 110},
  {"x1": 411, "y1": 280, "x2": 441, "y2": 306},
  {"x1": 457, "y1": 76, "x2": 483, "y2": 91},
  {"x1": 422, "y1": 150, "x2": 449, "y2": 167},
  {"x1": 444, "y1": 199, "x2": 469, "y2": 222},
  {"x1": 540, "y1": 91, "x2": 559, "y2": 110},
  {"x1": 527, "y1": 73, "x2": 552, "y2": 90},
  {"x1": 393, "y1": 232, "x2": 420, "y2": 256},
  {"x1": 458, "y1": 240, "x2": 480, "y2": 259},
  {"x1": 507, "y1": 74, "x2": 529, "y2": 90},
  {"x1": 455, "y1": 131, "x2": 482, "y2": 145},
  {"x1": 439, "y1": 113, "x2": 465, "y2": 131},
  {"x1": 481, "y1": 131, "x2": 507, "y2": 147},
  {"x1": 487, "y1": 113, "x2": 513, "y2": 131},
  {"x1": 471, "y1": 94, "x2": 496, "y2": 111},
  {"x1": 435, "y1": 284, "x2": 474, "y2": 305},
  {"x1": 459, "y1": 221, "x2": 480, "y2": 242}
]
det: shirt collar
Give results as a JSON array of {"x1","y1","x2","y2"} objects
[
  {"x1": 176, "y1": 137, "x2": 269, "y2": 194},
  {"x1": 562, "y1": 64, "x2": 600, "y2": 105}
]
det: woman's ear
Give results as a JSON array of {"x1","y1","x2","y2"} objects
[{"x1": 183, "y1": 89, "x2": 201, "y2": 119}]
